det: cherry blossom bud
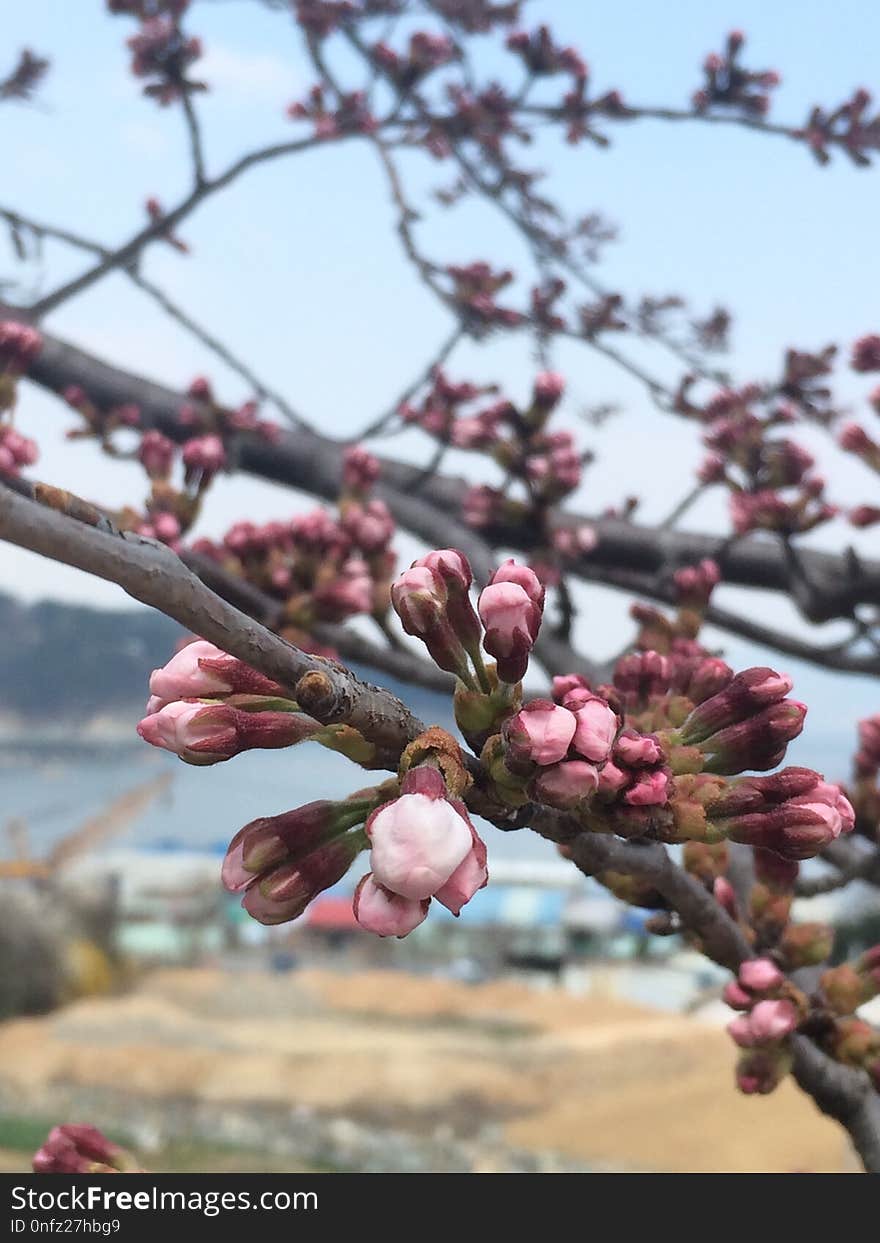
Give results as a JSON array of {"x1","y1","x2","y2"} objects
[
  {"x1": 624, "y1": 770, "x2": 670, "y2": 806},
  {"x1": 727, "y1": 1015, "x2": 757, "y2": 1048},
  {"x1": 479, "y1": 565, "x2": 544, "y2": 684},
  {"x1": 33, "y1": 1125, "x2": 138, "y2": 1174},
  {"x1": 392, "y1": 565, "x2": 446, "y2": 634},
  {"x1": 552, "y1": 673, "x2": 591, "y2": 702},
  {"x1": 137, "y1": 429, "x2": 175, "y2": 479},
  {"x1": 363, "y1": 767, "x2": 476, "y2": 902},
  {"x1": 749, "y1": 999, "x2": 798, "y2": 1044},
  {"x1": 137, "y1": 701, "x2": 320, "y2": 765},
  {"x1": 614, "y1": 729, "x2": 663, "y2": 767},
  {"x1": 532, "y1": 760, "x2": 599, "y2": 810},
  {"x1": 413, "y1": 548, "x2": 481, "y2": 655},
  {"x1": 713, "y1": 876, "x2": 738, "y2": 918},
  {"x1": 152, "y1": 512, "x2": 181, "y2": 544},
  {"x1": 343, "y1": 444, "x2": 380, "y2": 491},
  {"x1": 353, "y1": 874, "x2": 429, "y2": 937},
  {"x1": 182, "y1": 434, "x2": 227, "y2": 483},
  {"x1": 739, "y1": 958, "x2": 784, "y2": 993},
  {"x1": 533, "y1": 371, "x2": 565, "y2": 409},
  {"x1": 723, "y1": 981, "x2": 753, "y2": 1011},
  {"x1": 700, "y1": 700, "x2": 807, "y2": 775},
  {"x1": 679, "y1": 667, "x2": 794, "y2": 746},
  {"x1": 149, "y1": 639, "x2": 288, "y2": 706},
  {"x1": 597, "y1": 761, "x2": 629, "y2": 797},
  {"x1": 243, "y1": 834, "x2": 364, "y2": 926},
  {"x1": 434, "y1": 820, "x2": 488, "y2": 915},
  {"x1": 503, "y1": 700, "x2": 577, "y2": 766},
  {"x1": 222, "y1": 798, "x2": 369, "y2": 892},
  {"x1": 852, "y1": 333, "x2": 880, "y2": 373},
  {"x1": 569, "y1": 695, "x2": 619, "y2": 762},
  {"x1": 341, "y1": 499, "x2": 395, "y2": 553},
  {"x1": 0, "y1": 320, "x2": 42, "y2": 372}
]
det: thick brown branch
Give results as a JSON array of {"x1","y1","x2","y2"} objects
[{"x1": 14, "y1": 316, "x2": 880, "y2": 650}]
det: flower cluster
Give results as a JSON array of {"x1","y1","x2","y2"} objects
[
  {"x1": 0, "y1": 322, "x2": 41, "y2": 477},
  {"x1": 370, "y1": 32, "x2": 458, "y2": 89},
  {"x1": 62, "y1": 375, "x2": 280, "y2": 549},
  {"x1": 287, "y1": 85, "x2": 377, "y2": 138},
  {"x1": 505, "y1": 25, "x2": 586, "y2": 80},
  {"x1": 392, "y1": 549, "x2": 543, "y2": 688},
  {"x1": 218, "y1": 723, "x2": 485, "y2": 936},
  {"x1": 692, "y1": 31, "x2": 780, "y2": 117},
  {"x1": 800, "y1": 89, "x2": 880, "y2": 168},
  {"x1": 676, "y1": 374, "x2": 836, "y2": 537},
  {"x1": 138, "y1": 639, "x2": 374, "y2": 766},
  {"x1": 724, "y1": 959, "x2": 800, "y2": 1095},
  {"x1": 114, "y1": 3, "x2": 205, "y2": 105},
  {"x1": 445, "y1": 261, "x2": 523, "y2": 326},
  {"x1": 193, "y1": 445, "x2": 395, "y2": 651}
]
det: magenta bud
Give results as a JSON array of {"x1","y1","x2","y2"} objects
[
  {"x1": 680, "y1": 666, "x2": 794, "y2": 746},
  {"x1": 242, "y1": 833, "x2": 364, "y2": 926},
  {"x1": 701, "y1": 700, "x2": 807, "y2": 775},
  {"x1": 32, "y1": 1125, "x2": 136, "y2": 1174},
  {"x1": 723, "y1": 981, "x2": 753, "y2": 1011},
  {"x1": 739, "y1": 958, "x2": 784, "y2": 993},
  {"x1": 614, "y1": 729, "x2": 663, "y2": 767}
]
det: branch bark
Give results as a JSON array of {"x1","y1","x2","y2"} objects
[{"x1": 12, "y1": 313, "x2": 880, "y2": 653}]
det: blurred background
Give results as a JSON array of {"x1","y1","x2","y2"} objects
[{"x1": 1, "y1": 1, "x2": 879, "y2": 1173}]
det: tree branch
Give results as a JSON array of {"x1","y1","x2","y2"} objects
[{"x1": 0, "y1": 478, "x2": 426, "y2": 767}]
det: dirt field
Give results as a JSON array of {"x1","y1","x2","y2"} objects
[{"x1": 0, "y1": 966, "x2": 857, "y2": 1172}]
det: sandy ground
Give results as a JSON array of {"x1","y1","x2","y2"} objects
[{"x1": 0, "y1": 966, "x2": 857, "y2": 1173}]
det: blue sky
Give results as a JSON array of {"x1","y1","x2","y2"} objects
[{"x1": 2, "y1": 0, "x2": 880, "y2": 724}]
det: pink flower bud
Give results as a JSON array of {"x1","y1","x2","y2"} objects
[
  {"x1": 570, "y1": 695, "x2": 619, "y2": 763},
  {"x1": 137, "y1": 701, "x2": 318, "y2": 765},
  {"x1": 152, "y1": 512, "x2": 181, "y2": 544},
  {"x1": 365, "y1": 767, "x2": 477, "y2": 901},
  {"x1": 532, "y1": 760, "x2": 599, "y2": 810},
  {"x1": 243, "y1": 834, "x2": 363, "y2": 926},
  {"x1": 504, "y1": 700, "x2": 577, "y2": 766},
  {"x1": 533, "y1": 370, "x2": 565, "y2": 408},
  {"x1": 149, "y1": 639, "x2": 287, "y2": 706},
  {"x1": 727, "y1": 1015, "x2": 757, "y2": 1048},
  {"x1": 723, "y1": 981, "x2": 753, "y2": 1011},
  {"x1": 342, "y1": 499, "x2": 395, "y2": 553},
  {"x1": 138, "y1": 429, "x2": 176, "y2": 479},
  {"x1": 552, "y1": 673, "x2": 591, "y2": 702},
  {"x1": 749, "y1": 999, "x2": 798, "y2": 1044},
  {"x1": 624, "y1": 770, "x2": 670, "y2": 806},
  {"x1": 478, "y1": 577, "x2": 543, "y2": 684},
  {"x1": 739, "y1": 958, "x2": 784, "y2": 993},
  {"x1": 353, "y1": 874, "x2": 430, "y2": 937},
  {"x1": 434, "y1": 822, "x2": 488, "y2": 915},
  {"x1": 597, "y1": 761, "x2": 629, "y2": 797},
  {"x1": 614, "y1": 729, "x2": 663, "y2": 767},
  {"x1": 182, "y1": 434, "x2": 227, "y2": 482},
  {"x1": 680, "y1": 666, "x2": 794, "y2": 745},
  {"x1": 222, "y1": 799, "x2": 360, "y2": 892},
  {"x1": 392, "y1": 565, "x2": 446, "y2": 634},
  {"x1": 413, "y1": 548, "x2": 481, "y2": 653},
  {"x1": 343, "y1": 444, "x2": 380, "y2": 491}
]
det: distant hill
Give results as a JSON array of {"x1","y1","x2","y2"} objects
[{"x1": 0, "y1": 593, "x2": 179, "y2": 721}]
